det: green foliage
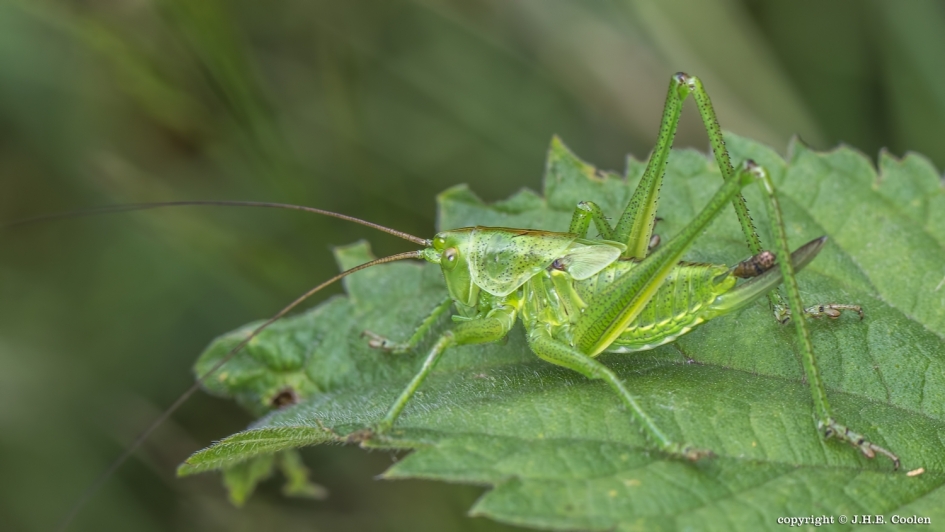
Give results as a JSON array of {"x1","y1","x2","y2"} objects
[
  {"x1": 221, "y1": 450, "x2": 326, "y2": 506},
  {"x1": 180, "y1": 136, "x2": 945, "y2": 530}
]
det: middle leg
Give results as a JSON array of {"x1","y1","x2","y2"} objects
[
  {"x1": 527, "y1": 326, "x2": 709, "y2": 460},
  {"x1": 363, "y1": 296, "x2": 454, "y2": 353}
]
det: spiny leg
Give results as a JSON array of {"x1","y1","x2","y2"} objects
[
  {"x1": 363, "y1": 296, "x2": 454, "y2": 353},
  {"x1": 750, "y1": 162, "x2": 899, "y2": 469},
  {"x1": 682, "y1": 99, "x2": 857, "y2": 315},
  {"x1": 611, "y1": 72, "x2": 788, "y2": 315},
  {"x1": 572, "y1": 161, "x2": 759, "y2": 356},
  {"x1": 611, "y1": 74, "x2": 688, "y2": 259},
  {"x1": 695, "y1": 84, "x2": 871, "y2": 325},
  {"x1": 691, "y1": 77, "x2": 863, "y2": 325},
  {"x1": 373, "y1": 305, "x2": 517, "y2": 434},
  {"x1": 685, "y1": 74, "x2": 789, "y2": 316},
  {"x1": 555, "y1": 162, "x2": 787, "y2": 462},
  {"x1": 527, "y1": 327, "x2": 709, "y2": 460}
]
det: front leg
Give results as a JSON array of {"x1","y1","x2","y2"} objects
[
  {"x1": 363, "y1": 297, "x2": 453, "y2": 353},
  {"x1": 374, "y1": 304, "x2": 517, "y2": 434}
]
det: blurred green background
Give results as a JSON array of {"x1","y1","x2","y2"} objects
[{"x1": 1, "y1": 1, "x2": 943, "y2": 531}]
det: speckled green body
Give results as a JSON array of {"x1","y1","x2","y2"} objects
[
  {"x1": 435, "y1": 228, "x2": 762, "y2": 356},
  {"x1": 573, "y1": 260, "x2": 736, "y2": 352}
]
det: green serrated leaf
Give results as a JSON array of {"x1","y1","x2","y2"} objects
[
  {"x1": 182, "y1": 135, "x2": 945, "y2": 531},
  {"x1": 178, "y1": 427, "x2": 335, "y2": 475}
]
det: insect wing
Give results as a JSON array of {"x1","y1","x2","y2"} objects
[
  {"x1": 468, "y1": 228, "x2": 576, "y2": 296},
  {"x1": 558, "y1": 240, "x2": 624, "y2": 280}
]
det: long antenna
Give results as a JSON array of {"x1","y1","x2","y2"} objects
[
  {"x1": 54, "y1": 250, "x2": 425, "y2": 532},
  {"x1": 2, "y1": 200, "x2": 431, "y2": 247}
]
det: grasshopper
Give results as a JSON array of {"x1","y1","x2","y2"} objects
[
  {"x1": 355, "y1": 72, "x2": 899, "y2": 467},
  {"x1": 12, "y1": 72, "x2": 899, "y2": 530}
]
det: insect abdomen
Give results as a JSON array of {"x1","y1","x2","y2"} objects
[{"x1": 577, "y1": 261, "x2": 735, "y2": 352}]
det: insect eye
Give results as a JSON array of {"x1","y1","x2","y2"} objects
[
  {"x1": 442, "y1": 247, "x2": 459, "y2": 270},
  {"x1": 433, "y1": 235, "x2": 448, "y2": 251}
]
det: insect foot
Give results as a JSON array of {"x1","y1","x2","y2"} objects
[
  {"x1": 821, "y1": 418, "x2": 900, "y2": 470},
  {"x1": 775, "y1": 304, "x2": 864, "y2": 324},
  {"x1": 361, "y1": 330, "x2": 408, "y2": 353},
  {"x1": 805, "y1": 304, "x2": 864, "y2": 320}
]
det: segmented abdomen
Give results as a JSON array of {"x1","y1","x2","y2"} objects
[{"x1": 574, "y1": 260, "x2": 735, "y2": 352}]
